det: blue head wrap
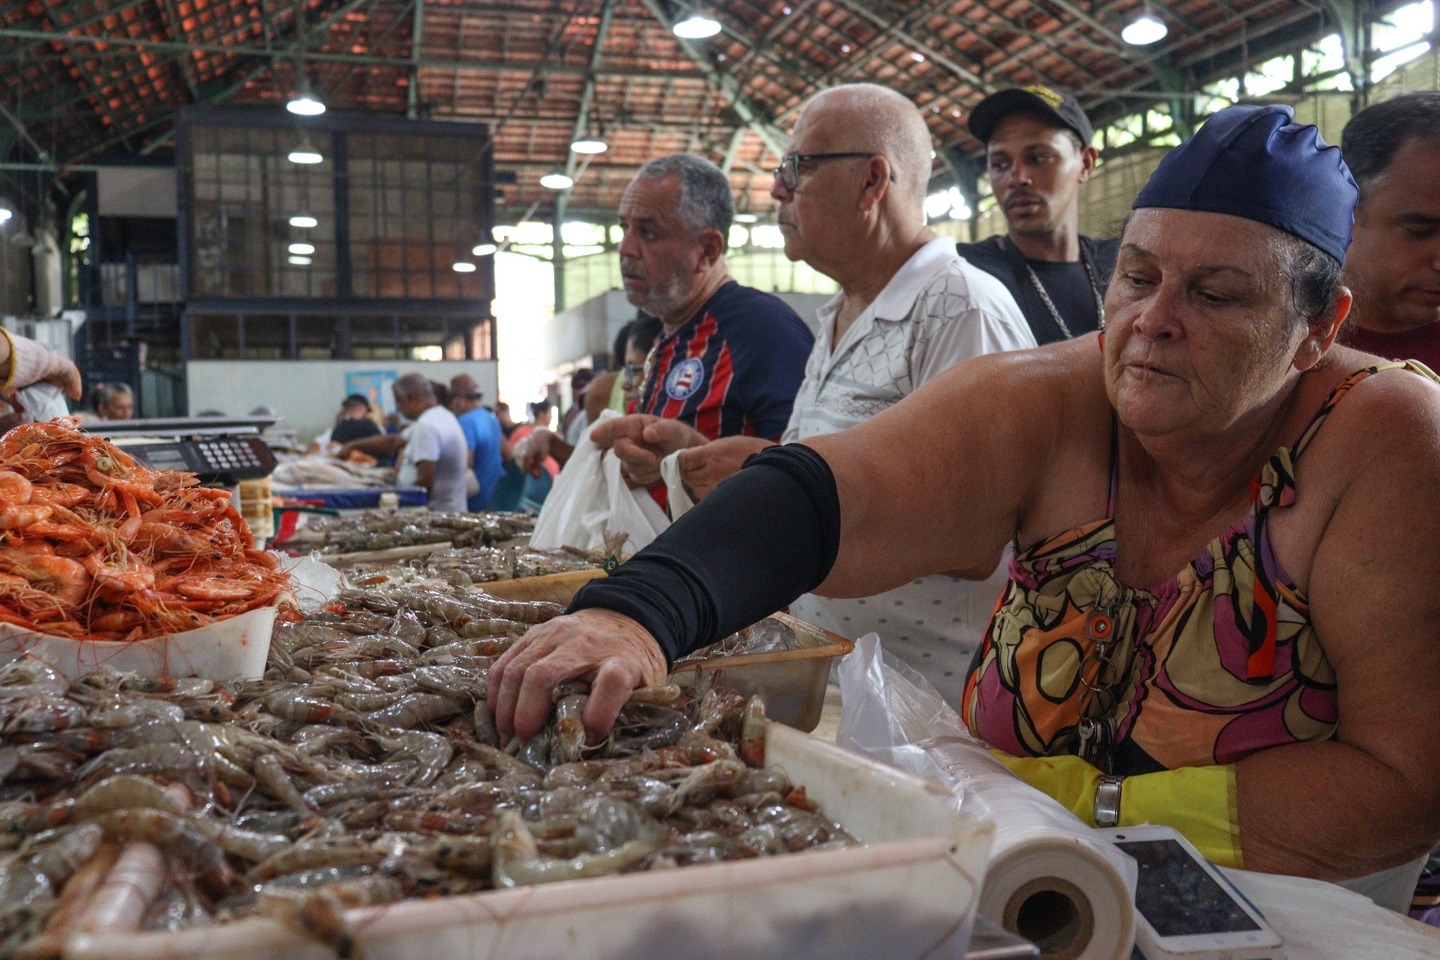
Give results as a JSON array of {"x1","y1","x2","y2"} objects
[{"x1": 1132, "y1": 104, "x2": 1356, "y2": 262}]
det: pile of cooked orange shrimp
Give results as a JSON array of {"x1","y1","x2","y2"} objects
[{"x1": 0, "y1": 418, "x2": 288, "y2": 642}]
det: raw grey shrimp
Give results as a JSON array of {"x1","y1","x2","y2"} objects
[
  {"x1": 72, "y1": 774, "x2": 186, "y2": 819},
  {"x1": 491, "y1": 797, "x2": 665, "y2": 888},
  {"x1": 247, "y1": 835, "x2": 388, "y2": 884},
  {"x1": 95, "y1": 808, "x2": 237, "y2": 899},
  {"x1": 368, "y1": 729, "x2": 452, "y2": 787}
]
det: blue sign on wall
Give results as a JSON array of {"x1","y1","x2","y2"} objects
[{"x1": 346, "y1": 370, "x2": 398, "y2": 418}]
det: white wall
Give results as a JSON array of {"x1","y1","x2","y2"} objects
[{"x1": 186, "y1": 359, "x2": 498, "y2": 446}]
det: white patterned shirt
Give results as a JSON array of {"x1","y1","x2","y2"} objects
[{"x1": 783, "y1": 237, "x2": 1034, "y2": 701}]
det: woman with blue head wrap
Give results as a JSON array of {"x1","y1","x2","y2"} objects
[{"x1": 487, "y1": 105, "x2": 1440, "y2": 906}]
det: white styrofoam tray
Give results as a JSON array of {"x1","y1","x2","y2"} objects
[
  {"x1": 65, "y1": 722, "x2": 995, "y2": 960},
  {"x1": 0, "y1": 603, "x2": 277, "y2": 682}
]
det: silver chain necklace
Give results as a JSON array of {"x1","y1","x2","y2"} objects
[{"x1": 1019, "y1": 248, "x2": 1105, "y2": 339}]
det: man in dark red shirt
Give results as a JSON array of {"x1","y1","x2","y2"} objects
[
  {"x1": 1339, "y1": 93, "x2": 1440, "y2": 370},
  {"x1": 592, "y1": 154, "x2": 813, "y2": 492}
]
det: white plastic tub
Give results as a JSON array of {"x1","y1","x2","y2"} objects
[
  {"x1": 63, "y1": 723, "x2": 994, "y2": 960},
  {"x1": 0, "y1": 603, "x2": 277, "y2": 682}
]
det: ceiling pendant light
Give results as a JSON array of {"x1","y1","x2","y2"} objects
[
  {"x1": 289, "y1": 214, "x2": 318, "y2": 228},
  {"x1": 472, "y1": 242, "x2": 499, "y2": 256},
  {"x1": 1121, "y1": 9, "x2": 1167, "y2": 45},
  {"x1": 287, "y1": 74, "x2": 326, "y2": 116},
  {"x1": 570, "y1": 134, "x2": 608, "y2": 155},
  {"x1": 0, "y1": 207, "x2": 12, "y2": 225},
  {"x1": 288, "y1": 132, "x2": 324, "y2": 165},
  {"x1": 540, "y1": 172, "x2": 574, "y2": 190},
  {"x1": 452, "y1": 261, "x2": 478, "y2": 273},
  {"x1": 673, "y1": 10, "x2": 721, "y2": 39},
  {"x1": 283, "y1": 71, "x2": 326, "y2": 116}
]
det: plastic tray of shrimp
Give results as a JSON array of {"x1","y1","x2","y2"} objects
[
  {"x1": 486, "y1": 570, "x2": 856, "y2": 732},
  {"x1": 58, "y1": 723, "x2": 994, "y2": 960}
]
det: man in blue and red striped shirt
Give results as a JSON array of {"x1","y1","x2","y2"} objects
[{"x1": 593, "y1": 154, "x2": 813, "y2": 495}]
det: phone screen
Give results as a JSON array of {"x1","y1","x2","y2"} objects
[{"x1": 1117, "y1": 839, "x2": 1261, "y2": 937}]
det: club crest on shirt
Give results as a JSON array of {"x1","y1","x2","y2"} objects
[{"x1": 665, "y1": 357, "x2": 706, "y2": 400}]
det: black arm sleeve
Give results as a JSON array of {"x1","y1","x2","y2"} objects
[{"x1": 565, "y1": 443, "x2": 841, "y2": 665}]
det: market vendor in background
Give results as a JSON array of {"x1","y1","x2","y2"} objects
[
  {"x1": 308, "y1": 393, "x2": 382, "y2": 455},
  {"x1": 588, "y1": 153, "x2": 813, "y2": 497},
  {"x1": 488, "y1": 104, "x2": 1440, "y2": 907},
  {"x1": 90, "y1": 381, "x2": 134, "y2": 420},
  {"x1": 340, "y1": 373, "x2": 468, "y2": 513},
  {"x1": 625, "y1": 83, "x2": 1034, "y2": 695}
]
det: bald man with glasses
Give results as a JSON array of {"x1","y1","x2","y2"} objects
[{"x1": 628, "y1": 84, "x2": 1034, "y2": 695}]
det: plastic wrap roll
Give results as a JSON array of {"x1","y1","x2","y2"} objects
[
  {"x1": 919, "y1": 735, "x2": 1136, "y2": 960},
  {"x1": 837, "y1": 636, "x2": 1136, "y2": 960}
]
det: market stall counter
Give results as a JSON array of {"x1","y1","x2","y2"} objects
[{"x1": 271, "y1": 482, "x2": 427, "y2": 511}]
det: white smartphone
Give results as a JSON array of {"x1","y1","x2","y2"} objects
[{"x1": 1098, "y1": 825, "x2": 1286, "y2": 960}]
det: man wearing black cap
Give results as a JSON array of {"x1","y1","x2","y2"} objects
[{"x1": 957, "y1": 85, "x2": 1119, "y2": 344}]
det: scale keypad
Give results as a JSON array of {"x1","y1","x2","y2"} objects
[{"x1": 197, "y1": 439, "x2": 265, "y2": 471}]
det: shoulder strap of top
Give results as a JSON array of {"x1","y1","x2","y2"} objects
[
  {"x1": 1289, "y1": 361, "x2": 1423, "y2": 462},
  {"x1": 1243, "y1": 361, "x2": 1431, "y2": 682}
]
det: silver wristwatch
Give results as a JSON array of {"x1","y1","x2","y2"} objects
[{"x1": 1094, "y1": 775, "x2": 1125, "y2": 828}]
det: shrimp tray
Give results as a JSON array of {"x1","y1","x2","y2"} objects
[
  {"x1": 489, "y1": 569, "x2": 856, "y2": 732},
  {"x1": 64, "y1": 725, "x2": 994, "y2": 960}
]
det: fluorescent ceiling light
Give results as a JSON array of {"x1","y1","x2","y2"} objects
[
  {"x1": 673, "y1": 13, "x2": 721, "y2": 39},
  {"x1": 1121, "y1": 14, "x2": 1167, "y2": 45},
  {"x1": 288, "y1": 242, "x2": 316, "y2": 255},
  {"x1": 452, "y1": 261, "x2": 478, "y2": 273},
  {"x1": 288, "y1": 255, "x2": 312, "y2": 265},
  {"x1": 734, "y1": 213, "x2": 758, "y2": 223},
  {"x1": 472, "y1": 242, "x2": 498, "y2": 256},
  {"x1": 289, "y1": 214, "x2": 318, "y2": 228},
  {"x1": 570, "y1": 137, "x2": 608, "y2": 155},
  {"x1": 540, "y1": 173, "x2": 574, "y2": 190}
]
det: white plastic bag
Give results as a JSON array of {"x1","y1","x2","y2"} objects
[
  {"x1": 531, "y1": 410, "x2": 671, "y2": 553},
  {"x1": 12, "y1": 382, "x2": 70, "y2": 422},
  {"x1": 660, "y1": 450, "x2": 696, "y2": 519},
  {"x1": 600, "y1": 439, "x2": 670, "y2": 552}
]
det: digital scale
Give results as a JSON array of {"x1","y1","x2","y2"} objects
[{"x1": 86, "y1": 416, "x2": 279, "y2": 486}]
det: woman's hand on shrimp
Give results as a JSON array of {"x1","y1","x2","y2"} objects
[
  {"x1": 589, "y1": 415, "x2": 707, "y2": 488},
  {"x1": 487, "y1": 608, "x2": 668, "y2": 744}
]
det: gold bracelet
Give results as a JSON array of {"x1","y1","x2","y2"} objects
[{"x1": 0, "y1": 327, "x2": 16, "y2": 391}]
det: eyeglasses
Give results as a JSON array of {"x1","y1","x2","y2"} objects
[
  {"x1": 621, "y1": 362, "x2": 644, "y2": 386},
  {"x1": 772, "y1": 152, "x2": 884, "y2": 192}
]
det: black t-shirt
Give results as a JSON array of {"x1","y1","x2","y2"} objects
[
  {"x1": 330, "y1": 417, "x2": 382, "y2": 444},
  {"x1": 956, "y1": 234, "x2": 1120, "y2": 345}
]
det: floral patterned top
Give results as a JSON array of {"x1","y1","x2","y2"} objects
[{"x1": 962, "y1": 362, "x2": 1435, "y2": 775}]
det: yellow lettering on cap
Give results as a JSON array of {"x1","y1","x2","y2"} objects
[{"x1": 1023, "y1": 85, "x2": 1063, "y2": 108}]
